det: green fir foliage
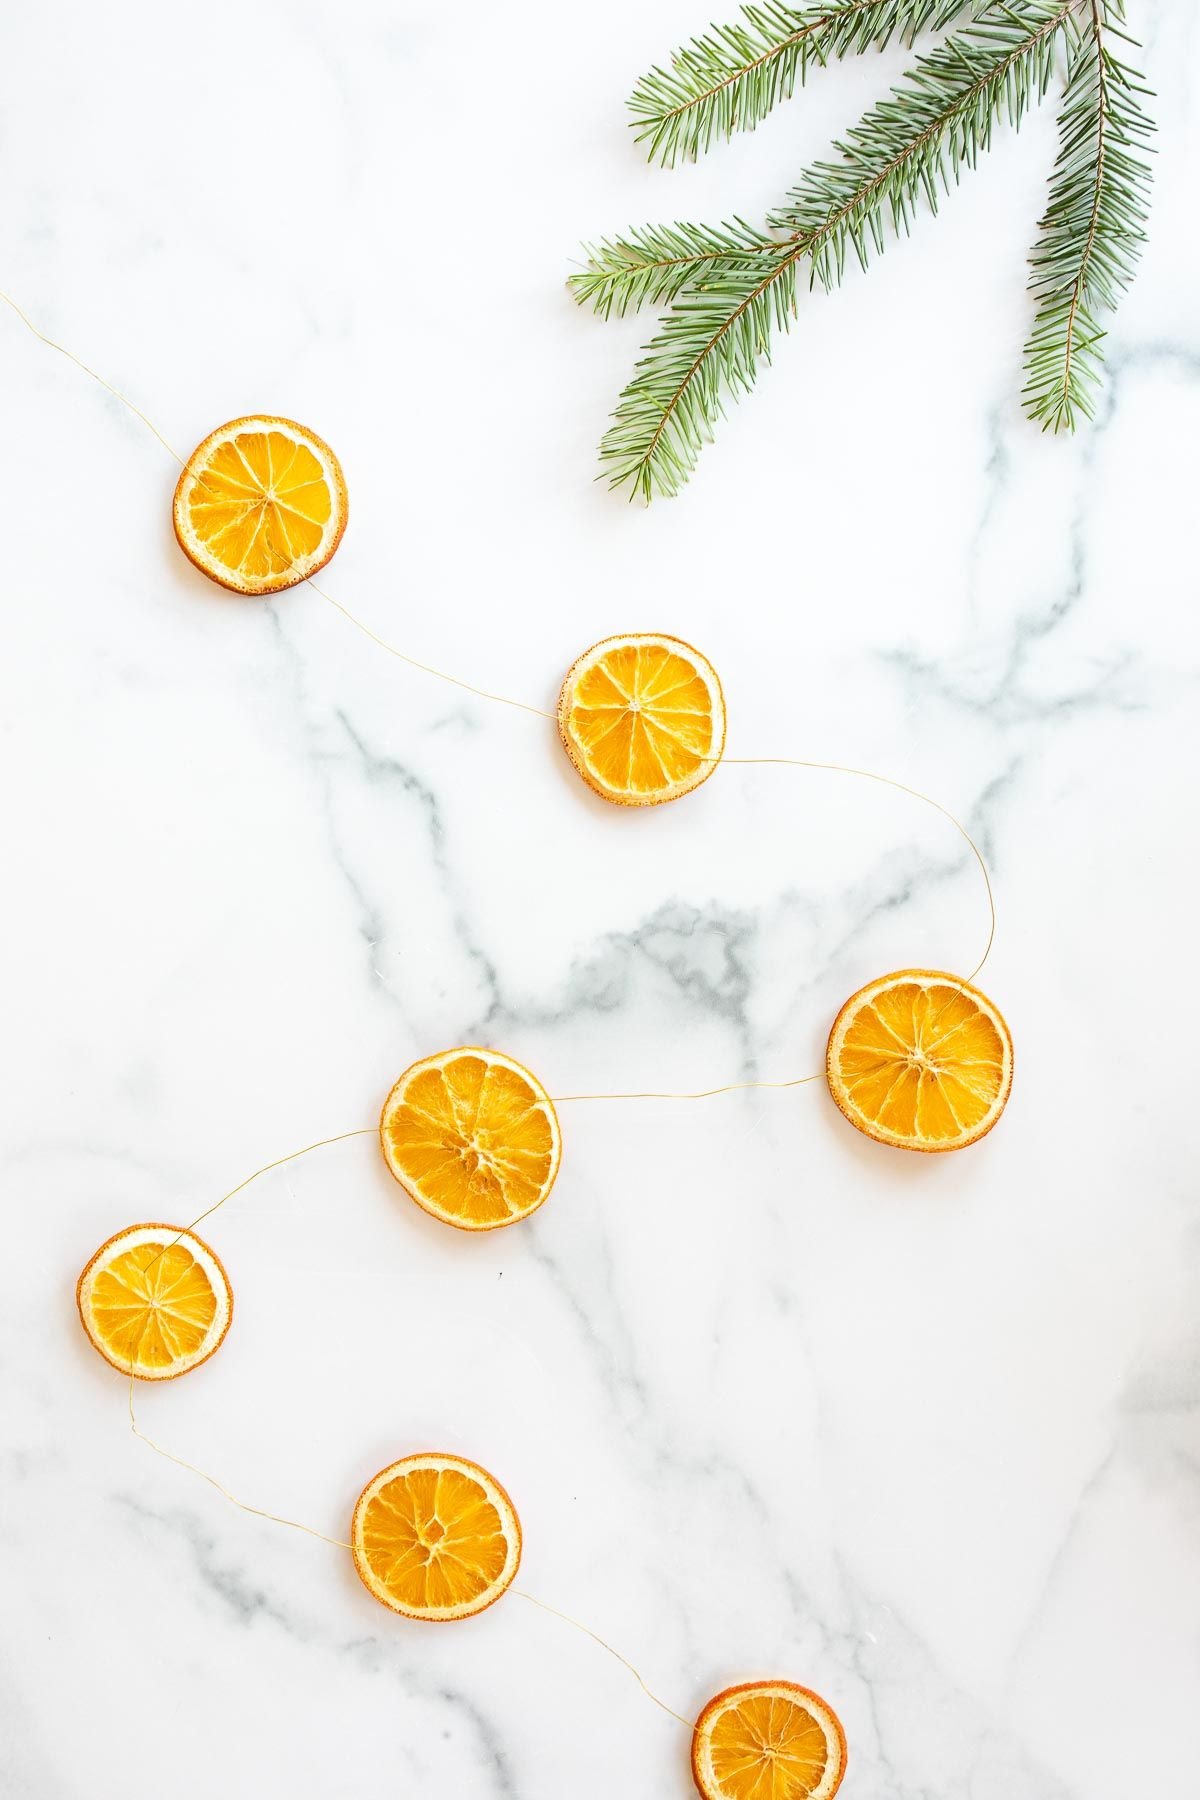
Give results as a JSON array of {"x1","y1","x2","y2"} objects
[
  {"x1": 630, "y1": 0, "x2": 977, "y2": 166},
  {"x1": 1023, "y1": 4, "x2": 1155, "y2": 429},
  {"x1": 573, "y1": 0, "x2": 1154, "y2": 500}
]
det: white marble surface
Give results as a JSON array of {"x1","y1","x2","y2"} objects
[{"x1": 2, "y1": 3, "x2": 1198, "y2": 1796}]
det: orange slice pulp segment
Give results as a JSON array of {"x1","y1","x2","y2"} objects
[
  {"x1": 351, "y1": 1453, "x2": 522, "y2": 1621},
  {"x1": 826, "y1": 969, "x2": 1013, "y2": 1152},
  {"x1": 691, "y1": 1681, "x2": 847, "y2": 1800},
  {"x1": 76, "y1": 1223, "x2": 232, "y2": 1380},
  {"x1": 379, "y1": 1047, "x2": 561, "y2": 1230},
  {"x1": 557, "y1": 632, "x2": 725, "y2": 805},
  {"x1": 173, "y1": 415, "x2": 347, "y2": 594}
]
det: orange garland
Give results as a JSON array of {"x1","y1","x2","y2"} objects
[{"x1": 2, "y1": 290, "x2": 1021, "y2": 1798}]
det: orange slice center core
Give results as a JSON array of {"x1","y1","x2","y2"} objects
[
  {"x1": 361, "y1": 1466, "x2": 510, "y2": 1612},
  {"x1": 710, "y1": 1693, "x2": 832, "y2": 1796},
  {"x1": 839, "y1": 981, "x2": 1005, "y2": 1143},
  {"x1": 570, "y1": 643, "x2": 715, "y2": 794},
  {"x1": 383, "y1": 1055, "x2": 556, "y2": 1226},
  {"x1": 91, "y1": 1242, "x2": 217, "y2": 1370},
  {"x1": 186, "y1": 431, "x2": 332, "y2": 581}
]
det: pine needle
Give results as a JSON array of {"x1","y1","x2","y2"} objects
[
  {"x1": 575, "y1": 0, "x2": 1156, "y2": 500},
  {"x1": 600, "y1": 1, "x2": 1081, "y2": 501},
  {"x1": 1022, "y1": 1, "x2": 1154, "y2": 430},
  {"x1": 630, "y1": 0, "x2": 978, "y2": 167},
  {"x1": 570, "y1": 219, "x2": 788, "y2": 321}
]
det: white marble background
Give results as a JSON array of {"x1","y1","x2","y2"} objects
[{"x1": 2, "y1": 3, "x2": 1198, "y2": 1796}]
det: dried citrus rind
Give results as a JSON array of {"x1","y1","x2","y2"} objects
[
  {"x1": 380, "y1": 1047, "x2": 561, "y2": 1231},
  {"x1": 826, "y1": 968, "x2": 1013, "y2": 1152},
  {"x1": 558, "y1": 632, "x2": 725, "y2": 806},
  {"x1": 692, "y1": 1680, "x2": 847, "y2": 1800},
  {"x1": 351, "y1": 1452, "x2": 522, "y2": 1621},
  {"x1": 173, "y1": 414, "x2": 347, "y2": 594},
  {"x1": 76, "y1": 1223, "x2": 232, "y2": 1380}
]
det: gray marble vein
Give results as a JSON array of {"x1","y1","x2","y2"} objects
[{"x1": 2, "y1": 1, "x2": 1198, "y2": 1796}]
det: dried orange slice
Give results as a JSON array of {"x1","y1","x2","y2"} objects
[
  {"x1": 76, "y1": 1223, "x2": 232, "y2": 1380},
  {"x1": 380, "y1": 1047, "x2": 561, "y2": 1231},
  {"x1": 173, "y1": 415, "x2": 347, "y2": 595},
  {"x1": 557, "y1": 632, "x2": 725, "y2": 806},
  {"x1": 351, "y1": 1453, "x2": 522, "y2": 1621},
  {"x1": 692, "y1": 1681, "x2": 847, "y2": 1800},
  {"x1": 827, "y1": 969, "x2": 1013, "y2": 1153}
]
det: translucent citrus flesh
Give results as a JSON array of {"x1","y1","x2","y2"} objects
[
  {"x1": 381, "y1": 1052, "x2": 558, "y2": 1227},
  {"x1": 358, "y1": 1463, "x2": 514, "y2": 1615},
  {"x1": 833, "y1": 978, "x2": 1008, "y2": 1147},
  {"x1": 707, "y1": 1692, "x2": 835, "y2": 1798},
  {"x1": 181, "y1": 427, "x2": 334, "y2": 585},
  {"x1": 89, "y1": 1241, "x2": 217, "y2": 1371},
  {"x1": 564, "y1": 639, "x2": 719, "y2": 799}
]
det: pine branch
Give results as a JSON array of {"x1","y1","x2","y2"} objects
[
  {"x1": 603, "y1": 0, "x2": 1081, "y2": 501},
  {"x1": 596, "y1": 256, "x2": 804, "y2": 502},
  {"x1": 631, "y1": 0, "x2": 979, "y2": 167},
  {"x1": 1022, "y1": 2, "x2": 1154, "y2": 430},
  {"x1": 570, "y1": 219, "x2": 788, "y2": 321},
  {"x1": 571, "y1": 2, "x2": 1025, "y2": 322},
  {"x1": 767, "y1": 0, "x2": 1075, "y2": 278}
]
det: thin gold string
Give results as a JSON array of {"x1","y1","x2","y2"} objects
[
  {"x1": 307, "y1": 577, "x2": 554, "y2": 720},
  {"x1": 20, "y1": 283, "x2": 991, "y2": 1724},
  {"x1": 513, "y1": 1590, "x2": 693, "y2": 1728},
  {"x1": 553, "y1": 1073, "x2": 823, "y2": 1102},
  {"x1": 0, "y1": 287, "x2": 186, "y2": 463},
  {"x1": 125, "y1": 1128, "x2": 382, "y2": 1544},
  {"x1": 554, "y1": 758, "x2": 994, "y2": 1101},
  {"x1": 0, "y1": 287, "x2": 552, "y2": 719},
  {"x1": 2, "y1": 286, "x2": 996, "y2": 986},
  {"x1": 175, "y1": 1127, "x2": 377, "y2": 1241},
  {"x1": 127, "y1": 1371, "x2": 690, "y2": 1720},
  {"x1": 117, "y1": 1125, "x2": 693, "y2": 1719},
  {"x1": 125, "y1": 1366, "x2": 692, "y2": 1722},
  {"x1": 721, "y1": 756, "x2": 996, "y2": 984},
  {"x1": 126, "y1": 1374, "x2": 355, "y2": 1550}
]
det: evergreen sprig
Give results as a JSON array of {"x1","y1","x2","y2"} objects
[
  {"x1": 766, "y1": 2, "x2": 1070, "y2": 276},
  {"x1": 573, "y1": 0, "x2": 1154, "y2": 500},
  {"x1": 571, "y1": 219, "x2": 786, "y2": 321},
  {"x1": 630, "y1": 0, "x2": 978, "y2": 167},
  {"x1": 1022, "y1": 3, "x2": 1154, "y2": 429}
]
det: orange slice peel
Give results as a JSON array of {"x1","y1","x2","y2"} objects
[
  {"x1": 351, "y1": 1452, "x2": 522, "y2": 1621},
  {"x1": 692, "y1": 1680, "x2": 847, "y2": 1800},
  {"x1": 380, "y1": 1047, "x2": 561, "y2": 1231},
  {"x1": 558, "y1": 632, "x2": 725, "y2": 806},
  {"x1": 826, "y1": 968, "x2": 1013, "y2": 1152},
  {"x1": 76, "y1": 1223, "x2": 232, "y2": 1380},
  {"x1": 173, "y1": 414, "x2": 347, "y2": 595}
]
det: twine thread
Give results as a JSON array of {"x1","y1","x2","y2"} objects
[
  {"x1": 14, "y1": 283, "x2": 991, "y2": 1738},
  {"x1": 3, "y1": 283, "x2": 996, "y2": 990}
]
